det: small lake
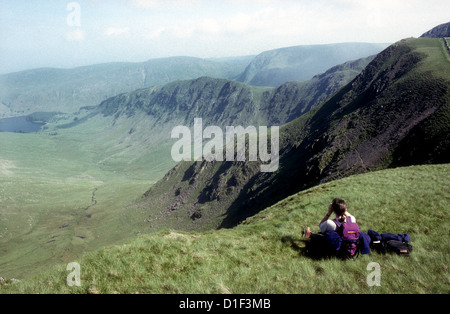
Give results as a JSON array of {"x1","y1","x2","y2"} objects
[{"x1": 0, "y1": 116, "x2": 45, "y2": 133}]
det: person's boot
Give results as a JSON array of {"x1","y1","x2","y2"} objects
[{"x1": 303, "y1": 227, "x2": 311, "y2": 239}]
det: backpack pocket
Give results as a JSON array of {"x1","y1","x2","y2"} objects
[{"x1": 385, "y1": 240, "x2": 413, "y2": 256}]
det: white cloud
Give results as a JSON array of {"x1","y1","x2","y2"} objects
[
  {"x1": 130, "y1": 0, "x2": 203, "y2": 9},
  {"x1": 66, "y1": 29, "x2": 85, "y2": 42},
  {"x1": 105, "y1": 27, "x2": 130, "y2": 37},
  {"x1": 130, "y1": 0, "x2": 450, "y2": 56},
  {"x1": 198, "y1": 18, "x2": 222, "y2": 35},
  {"x1": 171, "y1": 25, "x2": 196, "y2": 39},
  {"x1": 130, "y1": 0, "x2": 160, "y2": 9},
  {"x1": 147, "y1": 27, "x2": 166, "y2": 39}
]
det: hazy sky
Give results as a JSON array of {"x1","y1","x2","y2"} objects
[{"x1": 1, "y1": 0, "x2": 449, "y2": 73}]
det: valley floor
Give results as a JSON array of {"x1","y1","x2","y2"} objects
[{"x1": 0, "y1": 131, "x2": 159, "y2": 279}]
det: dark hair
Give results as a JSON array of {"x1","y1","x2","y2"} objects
[{"x1": 331, "y1": 198, "x2": 347, "y2": 222}]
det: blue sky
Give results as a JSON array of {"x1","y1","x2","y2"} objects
[{"x1": 1, "y1": 0, "x2": 449, "y2": 73}]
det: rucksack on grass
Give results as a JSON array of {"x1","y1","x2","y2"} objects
[
  {"x1": 385, "y1": 240, "x2": 413, "y2": 256},
  {"x1": 333, "y1": 216, "x2": 361, "y2": 259},
  {"x1": 368, "y1": 229, "x2": 413, "y2": 256}
]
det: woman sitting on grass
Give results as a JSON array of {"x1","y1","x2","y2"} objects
[{"x1": 303, "y1": 198, "x2": 356, "y2": 238}]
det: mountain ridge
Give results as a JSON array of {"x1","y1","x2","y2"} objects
[
  {"x1": 0, "y1": 43, "x2": 386, "y2": 118},
  {"x1": 138, "y1": 37, "x2": 450, "y2": 230},
  {"x1": 0, "y1": 56, "x2": 247, "y2": 117},
  {"x1": 41, "y1": 56, "x2": 373, "y2": 181},
  {"x1": 421, "y1": 21, "x2": 450, "y2": 38},
  {"x1": 236, "y1": 42, "x2": 389, "y2": 86}
]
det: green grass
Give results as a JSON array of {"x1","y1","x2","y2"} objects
[
  {"x1": 406, "y1": 37, "x2": 450, "y2": 81},
  {"x1": 0, "y1": 131, "x2": 160, "y2": 279},
  {"x1": 3, "y1": 164, "x2": 448, "y2": 294}
]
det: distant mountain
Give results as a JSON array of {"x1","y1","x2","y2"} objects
[
  {"x1": 264, "y1": 56, "x2": 376, "y2": 124},
  {"x1": 236, "y1": 43, "x2": 389, "y2": 87},
  {"x1": 421, "y1": 22, "x2": 450, "y2": 38},
  {"x1": 0, "y1": 57, "x2": 247, "y2": 118},
  {"x1": 138, "y1": 37, "x2": 450, "y2": 231},
  {"x1": 96, "y1": 56, "x2": 375, "y2": 127},
  {"x1": 0, "y1": 43, "x2": 386, "y2": 118},
  {"x1": 53, "y1": 56, "x2": 372, "y2": 179}
]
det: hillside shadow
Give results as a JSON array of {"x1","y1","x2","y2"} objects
[
  {"x1": 281, "y1": 236, "x2": 305, "y2": 255},
  {"x1": 217, "y1": 142, "x2": 318, "y2": 229},
  {"x1": 281, "y1": 236, "x2": 332, "y2": 261}
]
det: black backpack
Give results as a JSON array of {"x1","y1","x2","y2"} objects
[{"x1": 385, "y1": 240, "x2": 413, "y2": 256}]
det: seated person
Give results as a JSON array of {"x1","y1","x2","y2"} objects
[{"x1": 303, "y1": 198, "x2": 356, "y2": 238}]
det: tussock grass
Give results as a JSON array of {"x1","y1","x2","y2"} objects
[{"x1": 3, "y1": 164, "x2": 448, "y2": 294}]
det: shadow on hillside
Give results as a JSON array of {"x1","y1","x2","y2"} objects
[{"x1": 281, "y1": 236, "x2": 331, "y2": 261}]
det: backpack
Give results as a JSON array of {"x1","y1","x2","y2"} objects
[
  {"x1": 385, "y1": 240, "x2": 413, "y2": 256},
  {"x1": 333, "y1": 216, "x2": 361, "y2": 259},
  {"x1": 368, "y1": 229, "x2": 384, "y2": 253},
  {"x1": 368, "y1": 229, "x2": 413, "y2": 256}
]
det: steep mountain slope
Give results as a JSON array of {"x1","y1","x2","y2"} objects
[
  {"x1": 421, "y1": 21, "x2": 450, "y2": 38},
  {"x1": 139, "y1": 37, "x2": 450, "y2": 231},
  {"x1": 262, "y1": 57, "x2": 375, "y2": 125},
  {"x1": 237, "y1": 43, "x2": 388, "y2": 87},
  {"x1": 0, "y1": 57, "x2": 246, "y2": 118}
]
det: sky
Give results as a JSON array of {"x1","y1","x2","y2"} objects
[{"x1": 0, "y1": 0, "x2": 449, "y2": 74}]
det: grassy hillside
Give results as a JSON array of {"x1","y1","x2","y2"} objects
[{"x1": 2, "y1": 164, "x2": 448, "y2": 294}]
